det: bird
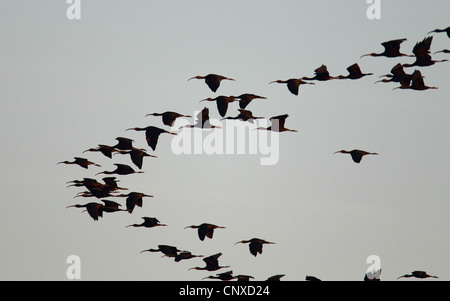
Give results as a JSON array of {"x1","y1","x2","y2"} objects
[
  {"x1": 95, "y1": 163, "x2": 144, "y2": 176},
  {"x1": 66, "y1": 202, "x2": 104, "y2": 221},
  {"x1": 269, "y1": 78, "x2": 314, "y2": 95},
  {"x1": 305, "y1": 276, "x2": 322, "y2": 281},
  {"x1": 360, "y1": 38, "x2": 413, "y2": 58},
  {"x1": 126, "y1": 217, "x2": 167, "y2": 228},
  {"x1": 402, "y1": 36, "x2": 448, "y2": 68},
  {"x1": 397, "y1": 271, "x2": 438, "y2": 280},
  {"x1": 428, "y1": 26, "x2": 450, "y2": 38},
  {"x1": 393, "y1": 69, "x2": 438, "y2": 91},
  {"x1": 232, "y1": 94, "x2": 267, "y2": 109},
  {"x1": 83, "y1": 144, "x2": 116, "y2": 159},
  {"x1": 140, "y1": 245, "x2": 183, "y2": 258},
  {"x1": 184, "y1": 223, "x2": 226, "y2": 241},
  {"x1": 146, "y1": 111, "x2": 192, "y2": 127},
  {"x1": 126, "y1": 126, "x2": 177, "y2": 151},
  {"x1": 188, "y1": 74, "x2": 235, "y2": 92},
  {"x1": 375, "y1": 63, "x2": 412, "y2": 84},
  {"x1": 255, "y1": 114, "x2": 297, "y2": 132},
  {"x1": 100, "y1": 200, "x2": 130, "y2": 214},
  {"x1": 337, "y1": 63, "x2": 373, "y2": 80},
  {"x1": 57, "y1": 157, "x2": 101, "y2": 169},
  {"x1": 434, "y1": 49, "x2": 450, "y2": 54},
  {"x1": 235, "y1": 275, "x2": 255, "y2": 281},
  {"x1": 180, "y1": 107, "x2": 221, "y2": 129},
  {"x1": 114, "y1": 192, "x2": 153, "y2": 214},
  {"x1": 266, "y1": 274, "x2": 285, "y2": 281},
  {"x1": 221, "y1": 109, "x2": 264, "y2": 123},
  {"x1": 189, "y1": 253, "x2": 230, "y2": 272},
  {"x1": 199, "y1": 95, "x2": 239, "y2": 117},
  {"x1": 174, "y1": 251, "x2": 204, "y2": 262},
  {"x1": 112, "y1": 137, "x2": 135, "y2": 150},
  {"x1": 234, "y1": 238, "x2": 276, "y2": 257},
  {"x1": 113, "y1": 148, "x2": 157, "y2": 169},
  {"x1": 333, "y1": 149, "x2": 379, "y2": 163},
  {"x1": 202, "y1": 271, "x2": 235, "y2": 281},
  {"x1": 302, "y1": 64, "x2": 337, "y2": 81}
]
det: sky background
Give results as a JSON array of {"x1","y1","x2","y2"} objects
[{"x1": 1, "y1": 0, "x2": 449, "y2": 281}]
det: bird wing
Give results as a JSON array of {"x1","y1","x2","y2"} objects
[
  {"x1": 382, "y1": 38, "x2": 406, "y2": 53},
  {"x1": 249, "y1": 241, "x2": 262, "y2": 256},
  {"x1": 145, "y1": 129, "x2": 161, "y2": 151},
  {"x1": 205, "y1": 75, "x2": 221, "y2": 92},
  {"x1": 286, "y1": 80, "x2": 300, "y2": 95},
  {"x1": 412, "y1": 36, "x2": 433, "y2": 58},
  {"x1": 270, "y1": 114, "x2": 288, "y2": 129},
  {"x1": 347, "y1": 63, "x2": 362, "y2": 76}
]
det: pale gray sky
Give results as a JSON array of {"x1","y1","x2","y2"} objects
[{"x1": 1, "y1": 0, "x2": 449, "y2": 281}]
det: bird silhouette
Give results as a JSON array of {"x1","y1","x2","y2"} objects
[
  {"x1": 112, "y1": 137, "x2": 135, "y2": 150},
  {"x1": 266, "y1": 274, "x2": 285, "y2": 281},
  {"x1": 66, "y1": 202, "x2": 104, "y2": 221},
  {"x1": 233, "y1": 94, "x2": 267, "y2": 109},
  {"x1": 174, "y1": 251, "x2": 204, "y2": 262},
  {"x1": 83, "y1": 144, "x2": 116, "y2": 159},
  {"x1": 302, "y1": 64, "x2": 337, "y2": 81},
  {"x1": 58, "y1": 157, "x2": 101, "y2": 169},
  {"x1": 202, "y1": 270, "x2": 235, "y2": 281},
  {"x1": 115, "y1": 192, "x2": 153, "y2": 213},
  {"x1": 376, "y1": 63, "x2": 412, "y2": 84},
  {"x1": 255, "y1": 114, "x2": 297, "y2": 132},
  {"x1": 184, "y1": 223, "x2": 226, "y2": 241},
  {"x1": 126, "y1": 217, "x2": 167, "y2": 228},
  {"x1": 402, "y1": 36, "x2": 448, "y2": 68},
  {"x1": 397, "y1": 271, "x2": 438, "y2": 280},
  {"x1": 199, "y1": 95, "x2": 239, "y2": 117},
  {"x1": 95, "y1": 163, "x2": 144, "y2": 176},
  {"x1": 235, "y1": 275, "x2": 255, "y2": 281},
  {"x1": 146, "y1": 111, "x2": 192, "y2": 127},
  {"x1": 189, "y1": 253, "x2": 230, "y2": 272},
  {"x1": 333, "y1": 149, "x2": 379, "y2": 163},
  {"x1": 305, "y1": 275, "x2": 322, "y2": 281},
  {"x1": 180, "y1": 107, "x2": 221, "y2": 129},
  {"x1": 235, "y1": 238, "x2": 276, "y2": 257},
  {"x1": 126, "y1": 126, "x2": 177, "y2": 151},
  {"x1": 337, "y1": 63, "x2": 373, "y2": 80},
  {"x1": 113, "y1": 148, "x2": 156, "y2": 169},
  {"x1": 434, "y1": 49, "x2": 450, "y2": 54},
  {"x1": 361, "y1": 38, "x2": 413, "y2": 58},
  {"x1": 393, "y1": 70, "x2": 437, "y2": 91},
  {"x1": 428, "y1": 26, "x2": 450, "y2": 38},
  {"x1": 221, "y1": 109, "x2": 264, "y2": 123},
  {"x1": 140, "y1": 245, "x2": 183, "y2": 258},
  {"x1": 188, "y1": 74, "x2": 235, "y2": 92},
  {"x1": 269, "y1": 78, "x2": 314, "y2": 95}
]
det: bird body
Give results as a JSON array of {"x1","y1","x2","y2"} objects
[
  {"x1": 114, "y1": 148, "x2": 156, "y2": 169},
  {"x1": 233, "y1": 94, "x2": 267, "y2": 109},
  {"x1": 184, "y1": 223, "x2": 226, "y2": 241},
  {"x1": 199, "y1": 95, "x2": 238, "y2": 117},
  {"x1": 175, "y1": 251, "x2": 204, "y2": 262},
  {"x1": 269, "y1": 78, "x2": 314, "y2": 95},
  {"x1": 189, "y1": 253, "x2": 229, "y2": 272},
  {"x1": 361, "y1": 38, "x2": 412, "y2": 58},
  {"x1": 202, "y1": 270, "x2": 235, "y2": 281},
  {"x1": 376, "y1": 63, "x2": 412, "y2": 84},
  {"x1": 403, "y1": 36, "x2": 448, "y2": 68},
  {"x1": 333, "y1": 149, "x2": 379, "y2": 163},
  {"x1": 58, "y1": 157, "x2": 101, "y2": 169},
  {"x1": 96, "y1": 163, "x2": 144, "y2": 176},
  {"x1": 235, "y1": 238, "x2": 275, "y2": 257},
  {"x1": 398, "y1": 271, "x2": 438, "y2": 280},
  {"x1": 302, "y1": 65, "x2": 336, "y2": 81},
  {"x1": 66, "y1": 202, "x2": 104, "y2": 221},
  {"x1": 337, "y1": 63, "x2": 373, "y2": 80},
  {"x1": 126, "y1": 126, "x2": 177, "y2": 151},
  {"x1": 221, "y1": 109, "x2": 264, "y2": 123},
  {"x1": 126, "y1": 217, "x2": 167, "y2": 228},
  {"x1": 115, "y1": 192, "x2": 153, "y2": 213},
  {"x1": 394, "y1": 69, "x2": 437, "y2": 91},
  {"x1": 256, "y1": 114, "x2": 297, "y2": 132},
  {"x1": 146, "y1": 111, "x2": 192, "y2": 127},
  {"x1": 140, "y1": 245, "x2": 182, "y2": 258},
  {"x1": 83, "y1": 144, "x2": 116, "y2": 159},
  {"x1": 188, "y1": 74, "x2": 235, "y2": 92}
]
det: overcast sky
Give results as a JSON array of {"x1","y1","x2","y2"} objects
[{"x1": 1, "y1": 0, "x2": 449, "y2": 281}]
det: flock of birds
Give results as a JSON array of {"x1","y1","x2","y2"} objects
[{"x1": 58, "y1": 25, "x2": 449, "y2": 281}]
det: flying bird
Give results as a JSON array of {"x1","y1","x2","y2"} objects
[
  {"x1": 66, "y1": 202, "x2": 104, "y2": 221},
  {"x1": 375, "y1": 63, "x2": 412, "y2": 84},
  {"x1": 174, "y1": 251, "x2": 204, "y2": 262},
  {"x1": 112, "y1": 137, "x2": 135, "y2": 150},
  {"x1": 180, "y1": 107, "x2": 221, "y2": 129},
  {"x1": 199, "y1": 95, "x2": 239, "y2": 117},
  {"x1": 202, "y1": 270, "x2": 235, "y2": 281},
  {"x1": 235, "y1": 238, "x2": 276, "y2": 257},
  {"x1": 83, "y1": 144, "x2": 116, "y2": 159},
  {"x1": 189, "y1": 253, "x2": 230, "y2": 272},
  {"x1": 428, "y1": 26, "x2": 450, "y2": 38},
  {"x1": 255, "y1": 114, "x2": 297, "y2": 132},
  {"x1": 95, "y1": 163, "x2": 144, "y2": 176},
  {"x1": 302, "y1": 64, "x2": 337, "y2": 81},
  {"x1": 221, "y1": 109, "x2": 264, "y2": 123},
  {"x1": 140, "y1": 245, "x2": 183, "y2": 258},
  {"x1": 146, "y1": 111, "x2": 192, "y2": 127},
  {"x1": 361, "y1": 38, "x2": 413, "y2": 58},
  {"x1": 393, "y1": 70, "x2": 438, "y2": 91},
  {"x1": 126, "y1": 126, "x2": 177, "y2": 151},
  {"x1": 126, "y1": 217, "x2": 167, "y2": 228},
  {"x1": 333, "y1": 149, "x2": 379, "y2": 163},
  {"x1": 266, "y1": 274, "x2": 285, "y2": 281},
  {"x1": 113, "y1": 148, "x2": 156, "y2": 169},
  {"x1": 397, "y1": 271, "x2": 438, "y2": 280},
  {"x1": 115, "y1": 192, "x2": 154, "y2": 213},
  {"x1": 184, "y1": 223, "x2": 226, "y2": 241},
  {"x1": 337, "y1": 63, "x2": 373, "y2": 80},
  {"x1": 233, "y1": 94, "x2": 267, "y2": 109},
  {"x1": 403, "y1": 36, "x2": 448, "y2": 68},
  {"x1": 269, "y1": 78, "x2": 314, "y2": 95},
  {"x1": 58, "y1": 157, "x2": 101, "y2": 169},
  {"x1": 305, "y1": 276, "x2": 322, "y2": 281},
  {"x1": 188, "y1": 74, "x2": 235, "y2": 92}
]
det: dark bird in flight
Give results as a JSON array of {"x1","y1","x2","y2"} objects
[
  {"x1": 180, "y1": 107, "x2": 220, "y2": 129},
  {"x1": 235, "y1": 238, "x2": 276, "y2": 257},
  {"x1": 66, "y1": 202, "x2": 104, "y2": 221},
  {"x1": 188, "y1": 74, "x2": 235, "y2": 92},
  {"x1": 126, "y1": 126, "x2": 177, "y2": 151},
  {"x1": 235, "y1": 275, "x2": 255, "y2": 281},
  {"x1": 112, "y1": 137, "x2": 135, "y2": 150},
  {"x1": 255, "y1": 114, "x2": 297, "y2": 132},
  {"x1": 333, "y1": 149, "x2": 379, "y2": 163},
  {"x1": 221, "y1": 109, "x2": 264, "y2": 123},
  {"x1": 233, "y1": 94, "x2": 267, "y2": 109},
  {"x1": 202, "y1": 270, "x2": 235, "y2": 281},
  {"x1": 302, "y1": 64, "x2": 337, "y2": 81},
  {"x1": 58, "y1": 157, "x2": 101, "y2": 169},
  {"x1": 434, "y1": 49, "x2": 450, "y2": 54},
  {"x1": 95, "y1": 163, "x2": 144, "y2": 176},
  {"x1": 376, "y1": 63, "x2": 412, "y2": 84},
  {"x1": 269, "y1": 78, "x2": 314, "y2": 95},
  {"x1": 174, "y1": 251, "x2": 204, "y2": 262},
  {"x1": 146, "y1": 111, "x2": 192, "y2": 127},
  {"x1": 126, "y1": 217, "x2": 167, "y2": 228},
  {"x1": 184, "y1": 223, "x2": 226, "y2": 241},
  {"x1": 199, "y1": 95, "x2": 239, "y2": 117},
  {"x1": 140, "y1": 245, "x2": 183, "y2": 258},
  {"x1": 113, "y1": 148, "x2": 156, "y2": 169},
  {"x1": 428, "y1": 26, "x2": 450, "y2": 38},
  {"x1": 393, "y1": 69, "x2": 438, "y2": 91},
  {"x1": 305, "y1": 275, "x2": 322, "y2": 281},
  {"x1": 397, "y1": 271, "x2": 438, "y2": 280},
  {"x1": 337, "y1": 63, "x2": 373, "y2": 80},
  {"x1": 361, "y1": 38, "x2": 413, "y2": 58},
  {"x1": 189, "y1": 253, "x2": 230, "y2": 272},
  {"x1": 115, "y1": 191, "x2": 153, "y2": 214},
  {"x1": 266, "y1": 274, "x2": 285, "y2": 281},
  {"x1": 83, "y1": 144, "x2": 116, "y2": 159},
  {"x1": 402, "y1": 36, "x2": 448, "y2": 68}
]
